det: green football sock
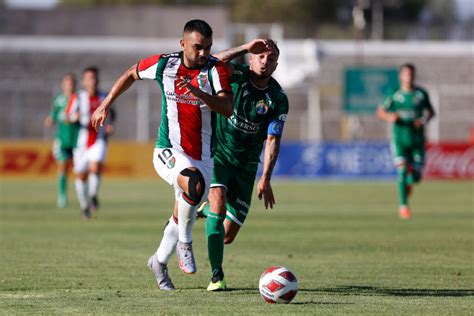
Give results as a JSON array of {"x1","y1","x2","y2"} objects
[
  {"x1": 397, "y1": 167, "x2": 408, "y2": 206},
  {"x1": 206, "y1": 211, "x2": 225, "y2": 277},
  {"x1": 58, "y1": 172, "x2": 67, "y2": 198},
  {"x1": 406, "y1": 172, "x2": 414, "y2": 185}
]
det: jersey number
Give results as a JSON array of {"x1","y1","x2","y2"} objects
[{"x1": 157, "y1": 149, "x2": 176, "y2": 169}]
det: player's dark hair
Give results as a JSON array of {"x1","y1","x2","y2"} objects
[
  {"x1": 183, "y1": 19, "x2": 213, "y2": 38},
  {"x1": 268, "y1": 39, "x2": 280, "y2": 56},
  {"x1": 83, "y1": 66, "x2": 99, "y2": 76},
  {"x1": 400, "y1": 63, "x2": 416, "y2": 73}
]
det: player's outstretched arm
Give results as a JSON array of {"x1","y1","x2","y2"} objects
[
  {"x1": 91, "y1": 64, "x2": 139, "y2": 130},
  {"x1": 213, "y1": 39, "x2": 273, "y2": 63},
  {"x1": 257, "y1": 135, "x2": 281, "y2": 210}
]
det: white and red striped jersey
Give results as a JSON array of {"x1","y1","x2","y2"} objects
[
  {"x1": 137, "y1": 52, "x2": 231, "y2": 160},
  {"x1": 66, "y1": 89, "x2": 108, "y2": 149}
]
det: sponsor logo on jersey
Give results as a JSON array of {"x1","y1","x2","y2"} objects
[
  {"x1": 256, "y1": 100, "x2": 268, "y2": 115},
  {"x1": 397, "y1": 110, "x2": 416, "y2": 120},
  {"x1": 167, "y1": 61, "x2": 178, "y2": 68},
  {"x1": 243, "y1": 90, "x2": 250, "y2": 98},
  {"x1": 228, "y1": 114, "x2": 263, "y2": 133},
  {"x1": 165, "y1": 91, "x2": 202, "y2": 106},
  {"x1": 236, "y1": 198, "x2": 250, "y2": 209}
]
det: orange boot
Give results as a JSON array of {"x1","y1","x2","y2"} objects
[{"x1": 399, "y1": 205, "x2": 411, "y2": 219}]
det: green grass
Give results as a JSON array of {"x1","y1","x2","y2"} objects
[{"x1": 0, "y1": 179, "x2": 473, "y2": 315}]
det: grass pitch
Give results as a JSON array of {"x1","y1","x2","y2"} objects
[{"x1": 0, "y1": 179, "x2": 473, "y2": 315}]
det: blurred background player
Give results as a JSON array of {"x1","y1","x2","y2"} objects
[
  {"x1": 198, "y1": 39, "x2": 288, "y2": 291},
  {"x1": 91, "y1": 19, "x2": 234, "y2": 290},
  {"x1": 44, "y1": 73, "x2": 80, "y2": 208},
  {"x1": 67, "y1": 66, "x2": 115, "y2": 220},
  {"x1": 377, "y1": 63, "x2": 435, "y2": 219}
]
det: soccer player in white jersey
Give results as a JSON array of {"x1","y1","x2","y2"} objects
[
  {"x1": 67, "y1": 67, "x2": 114, "y2": 220},
  {"x1": 91, "y1": 20, "x2": 237, "y2": 290}
]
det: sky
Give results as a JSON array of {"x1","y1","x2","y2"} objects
[{"x1": 4, "y1": 0, "x2": 474, "y2": 20}]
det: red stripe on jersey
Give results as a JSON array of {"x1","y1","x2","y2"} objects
[
  {"x1": 87, "y1": 95, "x2": 101, "y2": 148},
  {"x1": 175, "y1": 65, "x2": 202, "y2": 160},
  {"x1": 138, "y1": 55, "x2": 161, "y2": 72},
  {"x1": 65, "y1": 94, "x2": 77, "y2": 116},
  {"x1": 214, "y1": 61, "x2": 231, "y2": 92}
]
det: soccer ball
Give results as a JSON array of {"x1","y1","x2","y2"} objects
[{"x1": 258, "y1": 266, "x2": 298, "y2": 304}]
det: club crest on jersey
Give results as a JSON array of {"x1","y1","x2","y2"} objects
[
  {"x1": 256, "y1": 100, "x2": 268, "y2": 115},
  {"x1": 197, "y1": 73, "x2": 208, "y2": 89}
]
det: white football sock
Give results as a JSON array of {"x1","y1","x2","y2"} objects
[
  {"x1": 156, "y1": 216, "x2": 179, "y2": 264},
  {"x1": 74, "y1": 178, "x2": 89, "y2": 210},
  {"x1": 88, "y1": 172, "x2": 100, "y2": 198},
  {"x1": 177, "y1": 195, "x2": 197, "y2": 243}
]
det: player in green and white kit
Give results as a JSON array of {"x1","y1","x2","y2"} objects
[
  {"x1": 44, "y1": 73, "x2": 80, "y2": 208},
  {"x1": 377, "y1": 63, "x2": 435, "y2": 219},
  {"x1": 199, "y1": 40, "x2": 289, "y2": 290}
]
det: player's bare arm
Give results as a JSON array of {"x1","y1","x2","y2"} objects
[
  {"x1": 91, "y1": 64, "x2": 139, "y2": 130},
  {"x1": 214, "y1": 39, "x2": 273, "y2": 64},
  {"x1": 176, "y1": 77, "x2": 234, "y2": 117},
  {"x1": 257, "y1": 135, "x2": 281, "y2": 210},
  {"x1": 376, "y1": 106, "x2": 399, "y2": 123}
]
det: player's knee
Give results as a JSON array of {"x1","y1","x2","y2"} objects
[
  {"x1": 209, "y1": 187, "x2": 226, "y2": 213},
  {"x1": 396, "y1": 163, "x2": 408, "y2": 177},
  {"x1": 180, "y1": 168, "x2": 205, "y2": 205},
  {"x1": 77, "y1": 172, "x2": 88, "y2": 181},
  {"x1": 209, "y1": 187, "x2": 225, "y2": 201}
]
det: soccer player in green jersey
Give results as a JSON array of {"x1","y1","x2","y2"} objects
[
  {"x1": 377, "y1": 63, "x2": 435, "y2": 219},
  {"x1": 44, "y1": 73, "x2": 80, "y2": 208},
  {"x1": 199, "y1": 39, "x2": 289, "y2": 291}
]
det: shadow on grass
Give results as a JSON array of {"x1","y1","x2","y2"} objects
[
  {"x1": 181, "y1": 285, "x2": 474, "y2": 299},
  {"x1": 300, "y1": 286, "x2": 474, "y2": 297},
  {"x1": 204, "y1": 288, "x2": 355, "y2": 305},
  {"x1": 291, "y1": 301, "x2": 355, "y2": 306}
]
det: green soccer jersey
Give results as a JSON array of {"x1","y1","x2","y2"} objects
[
  {"x1": 214, "y1": 63, "x2": 289, "y2": 173},
  {"x1": 50, "y1": 94, "x2": 80, "y2": 149},
  {"x1": 382, "y1": 86, "x2": 433, "y2": 147}
]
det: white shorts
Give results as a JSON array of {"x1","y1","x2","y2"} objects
[
  {"x1": 153, "y1": 147, "x2": 213, "y2": 201},
  {"x1": 73, "y1": 139, "x2": 108, "y2": 174}
]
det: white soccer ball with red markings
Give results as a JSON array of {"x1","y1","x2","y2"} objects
[{"x1": 259, "y1": 266, "x2": 298, "y2": 304}]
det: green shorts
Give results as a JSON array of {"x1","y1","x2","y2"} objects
[
  {"x1": 52, "y1": 139, "x2": 73, "y2": 162},
  {"x1": 391, "y1": 141, "x2": 425, "y2": 170},
  {"x1": 210, "y1": 159, "x2": 257, "y2": 226}
]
